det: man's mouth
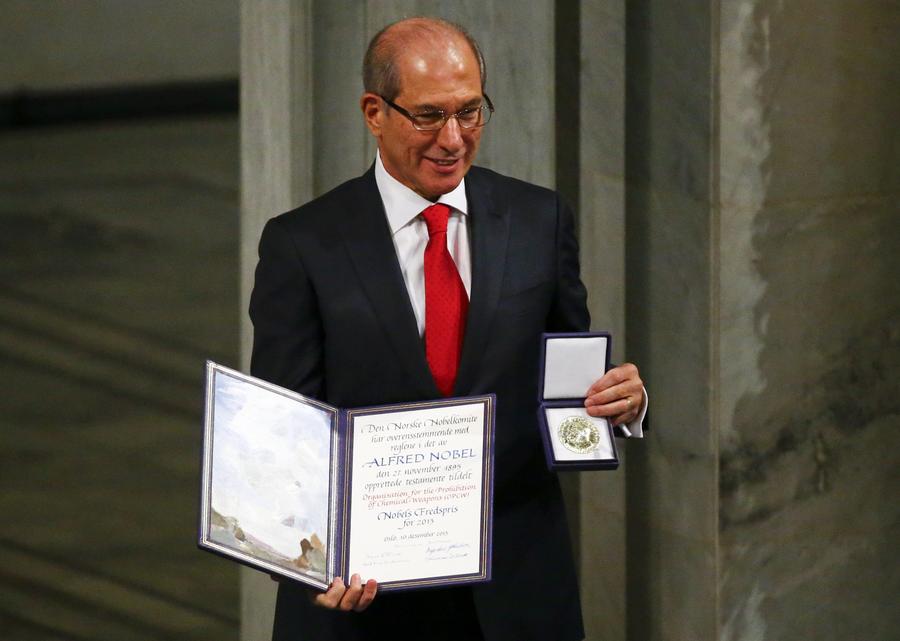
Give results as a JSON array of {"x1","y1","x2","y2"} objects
[{"x1": 426, "y1": 157, "x2": 461, "y2": 172}]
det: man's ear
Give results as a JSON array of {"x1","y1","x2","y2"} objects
[{"x1": 360, "y1": 93, "x2": 383, "y2": 137}]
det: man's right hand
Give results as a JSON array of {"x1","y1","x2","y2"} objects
[{"x1": 311, "y1": 574, "x2": 377, "y2": 612}]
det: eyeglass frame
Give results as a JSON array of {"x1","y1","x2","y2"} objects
[{"x1": 378, "y1": 93, "x2": 495, "y2": 131}]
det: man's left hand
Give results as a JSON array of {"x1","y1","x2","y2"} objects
[{"x1": 584, "y1": 363, "x2": 644, "y2": 426}]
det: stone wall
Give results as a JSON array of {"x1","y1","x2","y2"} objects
[
  {"x1": 0, "y1": 0, "x2": 239, "y2": 91},
  {"x1": 717, "y1": 1, "x2": 900, "y2": 639},
  {"x1": 626, "y1": 0, "x2": 899, "y2": 639}
]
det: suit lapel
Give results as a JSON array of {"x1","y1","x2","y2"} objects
[
  {"x1": 339, "y1": 169, "x2": 439, "y2": 398},
  {"x1": 340, "y1": 167, "x2": 508, "y2": 399},
  {"x1": 454, "y1": 169, "x2": 509, "y2": 395}
]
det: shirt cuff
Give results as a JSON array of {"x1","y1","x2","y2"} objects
[{"x1": 616, "y1": 387, "x2": 647, "y2": 438}]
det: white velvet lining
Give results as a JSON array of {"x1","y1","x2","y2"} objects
[
  {"x1": 544, "y1": 407, "x2": 615, "y2": 462},
  {"x1": 542, "y1": 336, "x2": 608, "y2": 399}
]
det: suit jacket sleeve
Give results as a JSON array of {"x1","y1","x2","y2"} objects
[
  {"x1": 249, "y1": 216, "x2": 326, "y2": 398},
  {"x1": 547, "y1": 196, "x2": 591, "y2": 333}
]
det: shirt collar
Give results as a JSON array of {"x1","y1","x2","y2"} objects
[{"x1": 374, "y1": 150, "x2": 469, "y2": 235}]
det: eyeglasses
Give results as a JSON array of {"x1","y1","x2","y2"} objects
[{"x1": 379, "y1": 93, "x2": 494, "y2": 131}]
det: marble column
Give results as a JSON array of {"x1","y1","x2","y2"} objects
[
  {"x1": 717, "y1": 1, "x2": 900, "y2": 639},
  {"x1": 625, "y1": 0, "x2": 900, "y2": 639},
  {"x1": 240, "y1": 2, "x2": 314, "y2": 638},
  {"x1": 573, "y1": 2, "x2": 629, "y2": 640}
]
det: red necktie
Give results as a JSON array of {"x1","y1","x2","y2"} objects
[{"x1": 422, "y1": 203, "x2": 468, "y2": 396}]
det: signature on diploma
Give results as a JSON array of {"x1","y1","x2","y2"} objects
[{"x1": 424, "y1": 542, "x2": 471, "y2": 560}]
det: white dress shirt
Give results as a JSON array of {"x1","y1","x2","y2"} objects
[
  {"x1": 373, "y1": 152, "x2": 646, "y2": 436},
  {"x1": 375, "y1": 151, "x2": 471, "y2": 336}
]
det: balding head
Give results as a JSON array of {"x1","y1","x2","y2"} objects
[
  {"x1": 359, "y1": 17, "x2": 488, "y2": 200},
  {"x1": 363, "y1": 17, "x2": 486, "y2": 100}
]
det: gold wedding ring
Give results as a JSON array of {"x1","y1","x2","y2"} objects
[{"x1": 624, "y1": 396, "x2": 632, "y2": 409}]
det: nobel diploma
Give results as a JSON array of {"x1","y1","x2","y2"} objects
[
  {"x1": 199, "y1": 362, "x2": 494, "y2": 593},
  {"x1": 346, "y1": 405, "x2": 490, "y2": 585}
]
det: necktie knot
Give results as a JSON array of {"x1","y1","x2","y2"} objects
[{"x1": 421, "y1": 203, "x2": 451, "y2": 237}]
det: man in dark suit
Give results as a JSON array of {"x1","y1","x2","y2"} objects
[{"x1": 249, "y1": 17, "x2": 646, "y2": 641}]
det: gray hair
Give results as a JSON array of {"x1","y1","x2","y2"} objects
[{"x1": 362, "y1": 17, "x2": 487, "y2": 100}]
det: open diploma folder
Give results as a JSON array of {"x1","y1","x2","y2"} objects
[{"x1": 199, "y1": 362, "x2": 495, "y2": 592}]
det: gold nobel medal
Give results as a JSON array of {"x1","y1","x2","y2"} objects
[{"x1": 558, "y1": 416, "x2": 601, "y2": 453}]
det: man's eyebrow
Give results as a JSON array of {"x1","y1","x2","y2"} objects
[
  {"x1": 413, "y1": 103, "x2": 444, "y2": 113},
  {"x1": 412, "y1": 98, "x2": 484, "y2": 112}
]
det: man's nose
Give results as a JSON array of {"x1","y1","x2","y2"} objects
[{"x1": 435, "y1": 115, "x2": 464, "y2": 151}]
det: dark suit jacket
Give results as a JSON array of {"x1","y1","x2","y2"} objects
[{"x1": 250, "y1": 165, "x2": 590, "y2": 641}]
